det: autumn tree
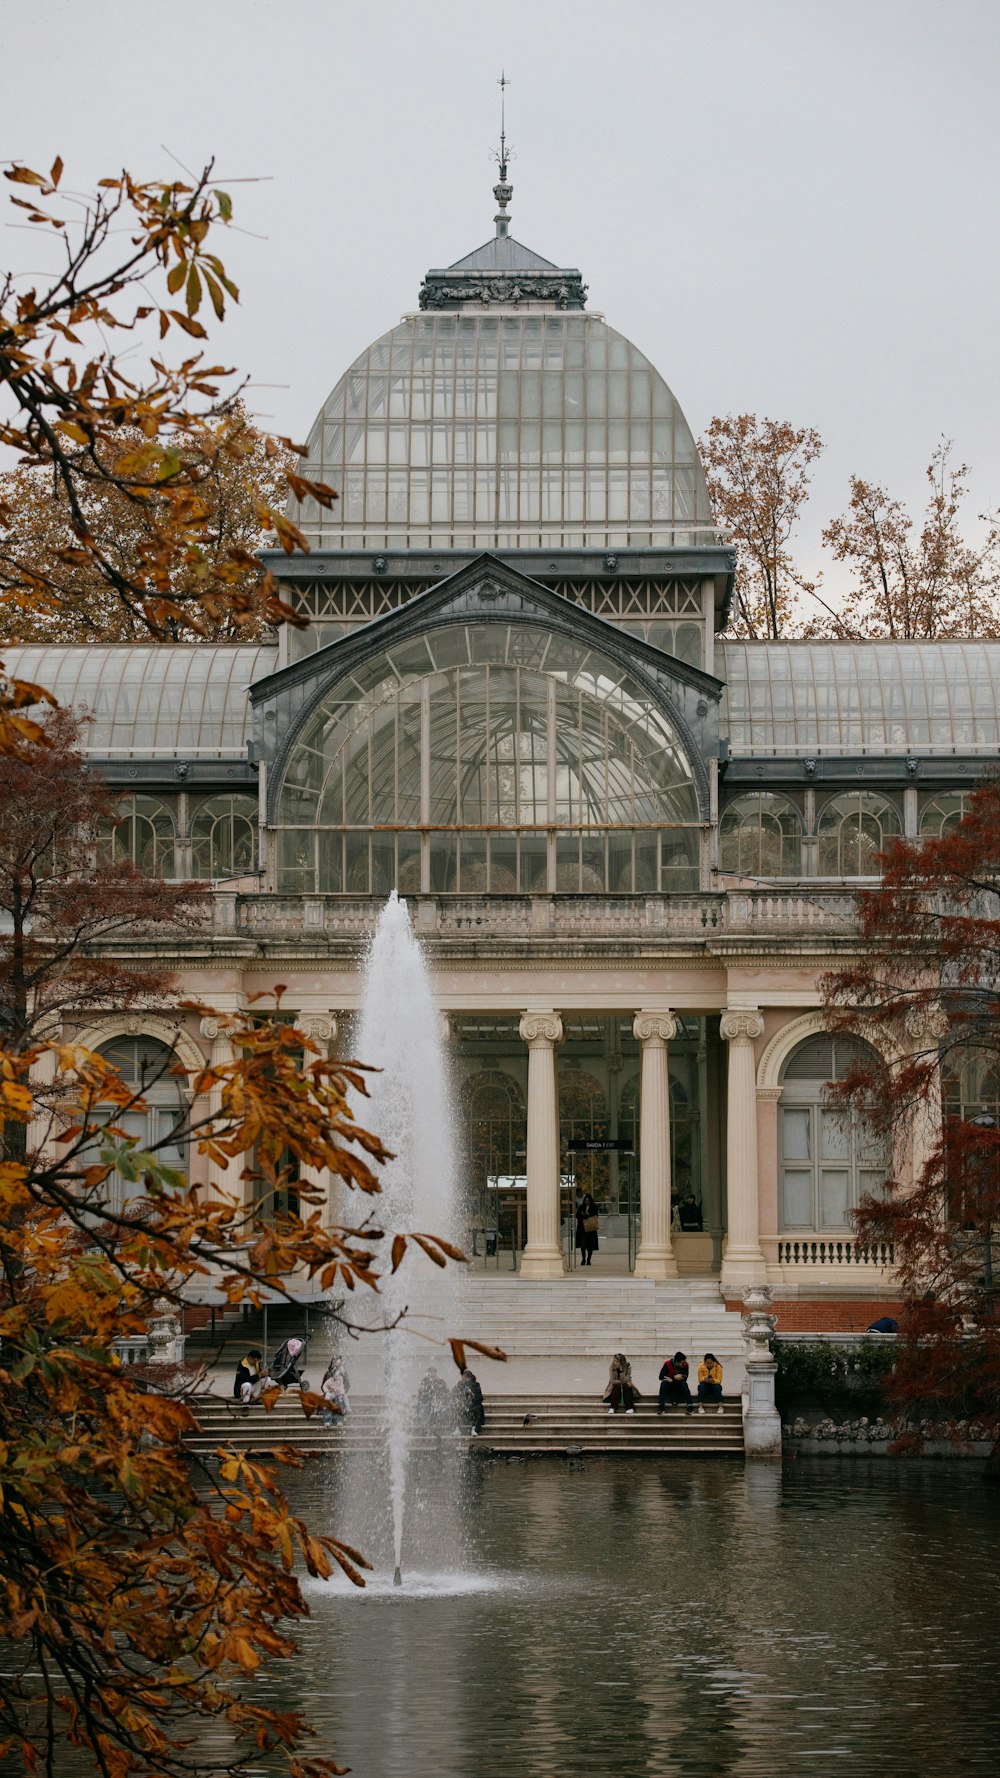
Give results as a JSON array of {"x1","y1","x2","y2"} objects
[
  {"x1": 699, "y1": 413, "x2": 823, "y2": 638},
  {"x1": 822, "y1": 440, "x2": 1000, "y2": 639},
  {"x1": 0, "y1": 403, "x2": 295, "y2": 643},
  {"x1": 823, "y1": 783, "x2": 1000, "y2": 1465},
  {"x1": 0, "y1": 155, "x2": 336, "y2": 750},
  {"x1": 0, "y1": 160, "x2": 497, "y2": 1776},
  {"x1": 0, "y1": 709, "x2": 197, "y2": 1054},
  {"x1": 0, "y1": 743, "x2": 491, "y2": 1772}
]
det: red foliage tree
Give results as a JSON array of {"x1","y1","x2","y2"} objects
[
  {"x1": 0, "y1": 709, "x2": 197, "y2": 1056},
  {"x1": 823, "y1": 783, "x2": 1000, "y2": 1468}
]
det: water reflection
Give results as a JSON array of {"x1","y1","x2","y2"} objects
[
  {"x1": 18, "y1": 1460, "x2": 998, "y2": 1777},
  {"x1": 288, "y1": 1458, "x2": 999, "y2": 1778}
]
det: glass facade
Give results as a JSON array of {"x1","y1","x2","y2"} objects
[
  {"x1": 920, "y1": 792, "x2": 972, "y2": 838},
  {"x1": 816, "y1": 792, "x2": 901, "y2": 877},
  {"x1": 191, "y1": 794, "x2": 258, "y2": 879},
  {"x1": 1, "y1": 645, "x2": 275, "y2": 758},
  {"x1": 289, "y1": 313, "x2": 714, "y2": 551},
  {"x1": 275, "y1": 621, "x2": 701, "y2": 895},
  {"x1": 719, "y1": 792, "x2": 803, "y2": 877},
  {"x1": 99, "y1": 795, "x2": 176, "y2": 878},
  {"x1": 723, "y1": 640, "x2": 1000, "y2": 756}
]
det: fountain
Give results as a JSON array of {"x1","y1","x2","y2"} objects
[{"x1": 350, "y1": 892, "x2": 461, "y2": 1585}]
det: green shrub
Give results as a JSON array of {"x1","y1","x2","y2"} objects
[{"x1": 773, "y1": 1338, "x2": 896, "y2": 1421}]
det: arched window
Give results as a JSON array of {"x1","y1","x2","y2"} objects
[
  {"x1": 462, "y1": 1068, "x2": 526, "y2": 1189},
  {"x1": 275, "y1": 622, "x2": 703, "y2": 896},
  {"x1": 816, "y1": 792, "x2": 901, "y2": 877},
  {"x1": 920, "y1": 793, "x2": 972, "y2": 840},
  {"x1": 95, "y1": 1036, "x2": 187, "y2": 1196},
  {"x1": 719, "y1": 792, "x2": 802, "y2": 877},
  {"x1": 191, "y1": 794, "x2": 258, "y2": 879},
  {"x1": 99, "y1": 796, "x2": 176, "y2": 878},
  {"x1": 779, "y1": 1034, "x2": 887, "y2": 1232}
]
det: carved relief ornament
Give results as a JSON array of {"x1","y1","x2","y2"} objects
[
  {"x1": 633, "y1": 1011, "x2": 677, "y2": 1046},
  {"x1": 519, "y1": 1012, "x2": 564, "y2": 1048},
  {"x1": 720, "y1": 1009, "x2": 765, "y2": 1044}
]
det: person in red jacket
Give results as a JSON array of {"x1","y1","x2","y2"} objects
[{"x1": 657, "y1": 1351, "x2": 693, "y2": 1414}]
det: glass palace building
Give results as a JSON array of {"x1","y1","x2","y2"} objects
[{"x1": 14, "y1": 177, "x2": 1000, "y2": 1323}]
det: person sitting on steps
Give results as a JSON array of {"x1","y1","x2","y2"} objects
[
  {"x1": 604, "y1": 1352, "x2": 639, "y2": 1415},
  {"x1": 697, "y1": 1352, "x2": 724, "y2": 1415},
  {"x1": 657, "y1": 1351, "x2": 693, "y2": 1414},
  {"x1": 233, "y1": 1347, "x2": 263, "y2": 1409}
]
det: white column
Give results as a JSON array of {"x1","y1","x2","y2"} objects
[
  {"x1": 720, "y1": 1008, "x2": 768, "y2": 1289},
  {"x1": 518, "y1": 1012, "x2": 565, "y2": 1279},
  {"x1": 632, "y1": 1011, "x2": 679, "y2": 1280}
]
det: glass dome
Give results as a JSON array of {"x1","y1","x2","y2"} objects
[
  {"x1": 275, "y1": 620, "x2": 702, "y2": 896},
  {"x1": 289, "y1": 313, "x2": 714, "y2": 552}
]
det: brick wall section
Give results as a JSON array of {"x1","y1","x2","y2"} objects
[{"x1": 724, "y1": 1298, "x2": 902, "y2": 1332}]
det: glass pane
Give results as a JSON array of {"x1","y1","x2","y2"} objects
[
  {"x1": 819, "y1": 1109, "x2": 851, "y2": 1162},
  {"x1": 819, "y1": 1169, "x2": 850, "y2": 1228},
  {"x1": 782, "y1": 1108, "x2": 812, "y2": 1163},
  {"x1": 519, "y1": 833, "x2": 548, "y2": 893},
  {"x1": 781, "y1": 1170, "x2": 814, "y2": 1228}
]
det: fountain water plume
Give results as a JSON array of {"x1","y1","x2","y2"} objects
[{"x1": 353, "y1": 893, "x2": 460, "y2": 1581}]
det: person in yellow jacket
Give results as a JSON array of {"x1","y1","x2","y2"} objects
[{"x1": 697, "y1": 1353, "x2": 724, "y2": 1415}]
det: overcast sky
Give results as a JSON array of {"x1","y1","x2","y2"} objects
[{"x1": 4, "y1": 0, "x2": 998, "y2": 606}]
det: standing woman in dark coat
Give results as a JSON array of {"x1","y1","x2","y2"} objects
[{"x1": 576, "y1": 1191, "x2": 599, "y2": 1266}]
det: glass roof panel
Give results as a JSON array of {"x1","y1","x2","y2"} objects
[
  {"x1": 721, "y1": 641, "x2": 1000, "y2": 755},
  {"x1": 1, "y1": 646, "x2": 275, "y2": 757},
  {"x1": 288, "y1": 314, "x2": 715, "y2": 550}
]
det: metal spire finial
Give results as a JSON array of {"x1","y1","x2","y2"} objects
[
  {"x1": 498, "y1": 69, "x2": 510, "y2": 179},
  {"x1": 492, "y1": 70, "x2": 514, "y2": 238}
]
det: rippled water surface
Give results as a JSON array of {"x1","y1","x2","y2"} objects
[{"x1": 255, "y1": 1456, "x2": 1000, "y2": 1778}]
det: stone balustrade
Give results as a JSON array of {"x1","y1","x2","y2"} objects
[
  {"x1": 217, "y1": 888, "x2": 860, "y2": 941},
  {"x1": 777, "y1": 1238, "x2": 895, "y2": 1268}
]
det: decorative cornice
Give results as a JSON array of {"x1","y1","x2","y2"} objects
[
  {"x1": 518, "y1": 1012, "x2": 564, "y2": 1048},
  {"x1": 720, "y1": 1009, "x2": 764, "y2": 1044},
  {"x1": 418, "y1": 270, "x2": 588, "y2": 312},
  {"x1": 633, "y1": 1011, "x2": 677, "y2": 1045}
]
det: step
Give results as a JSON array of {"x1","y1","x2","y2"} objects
[{"x1": 185, "y1": 1392, "x2": 744, "y2": 1457}]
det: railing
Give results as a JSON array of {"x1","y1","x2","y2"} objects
[
  {"x1": 220, "y1": 888, "x2": 860, "y2": 941},
  {"x1": 778, "y1": 1239, "x2": 895, "y2": 1268}
]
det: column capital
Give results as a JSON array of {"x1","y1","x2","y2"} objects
[
  {"x1": 633, "y1": 1010, "x2": 677, "y2": 1046},
  {"x1": 519, "y1": 1012, "x2": 563, "y2": 1049},
  {"x1": 721, "y1": 1008, "x2": 764, "y2": 1044},
  {"x1": 298, "y1": 1013, "x2": 337, "y2": 1044}
]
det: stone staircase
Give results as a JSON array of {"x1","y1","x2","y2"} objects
[
  {"x1": 184, "y1": 1391, "x2": 743, "y2": 1459},
  {"x1": 455, "y1": 1276, "x2": 746, "y2": 1377}
]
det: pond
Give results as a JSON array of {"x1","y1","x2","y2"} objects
[{"x1": 250, "y1": 1455, "x2": 1000, "y2": 1778}]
